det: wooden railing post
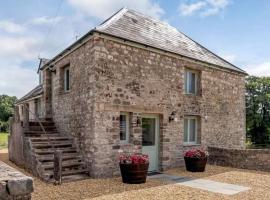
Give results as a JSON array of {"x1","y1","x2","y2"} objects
[{"x1": 54, "y1": 150, "x2": 63, "y2": 185}]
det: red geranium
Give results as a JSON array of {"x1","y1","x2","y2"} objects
[
  {"x1": 184, "y1": 148, "x2": 208, "y2": 159},
  {"x1": 119, "y1": 153, "x2": 149, "y2": 164}
]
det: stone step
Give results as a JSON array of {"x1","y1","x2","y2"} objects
[
  {"x1": 36, "y1": 153, "x2": 82, "y2": 162},
  {"x1": 32, "y1": 141, "x2": 73, "y2": 149},
  {"x1": 42, "y1": 160, "x2": 85, "y2": 170},
  {"x1": 34, "y1": 147, "x2": 78, "y2": 155}
]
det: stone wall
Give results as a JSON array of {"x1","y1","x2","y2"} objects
[
  {"x1": 0, "y1": 161, "x2": 33, "y2": 200},
  {"x1": 90, "y1": 35, "x2": 246, "y2": 176},
  {"x1": 8, "y1": 108, "x2": 24, "y2": 167},
  {"x1": 208, "y1": 146, "x2": 270, "y2": 172},
  {"x1": 47, "y1": 34, "x2": 246, "y2": 177},
  {"x1": 50, "y1": 37, "x2": 96, "y2": 169}
]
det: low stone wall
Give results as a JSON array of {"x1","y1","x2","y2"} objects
[
  {"x1": 0, "y1": 161, "x2": 33, "y2": 200},
  {"x1": 208, "y1": 146, "x2": 270, "y2": 172}
]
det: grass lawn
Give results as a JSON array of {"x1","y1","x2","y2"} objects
[{"x1": 0, "y1": 132, "x2": 8, "y2": 149}]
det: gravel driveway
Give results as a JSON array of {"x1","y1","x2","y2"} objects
[{"x1": 1, "y1": 150, "x2": 270, "y2": 200}]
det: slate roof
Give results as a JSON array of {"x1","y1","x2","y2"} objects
[
  {"x1": 41, "y1": 8, "x2": 246, "y2": 74},
  {"x1": 16, "y1": 85, "x2": 43, "y2": 104},
  {"x1": 95, "y1": 8, "x2": 245, "y2": 73}
]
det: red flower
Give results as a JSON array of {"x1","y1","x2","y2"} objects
[
  {"x1": 119, "y1": 153, "x2": 149, "y2": 164},
  {"x1": 184, "y1": 148, "x2": 208, "y2": 159}
]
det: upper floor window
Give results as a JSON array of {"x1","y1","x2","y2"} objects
[
  {"x1": 184, "y1": 116, "x2": 199, "y2": 145},
  {"x1": 64, "y1": 66, "x2": 70, "y2": 92},
  {"x1": 185, "y1": 70, "x2": 198, "y2": 95},
  {"x1": 120, "y1": 112, "x2": 129, "y2": 143}
]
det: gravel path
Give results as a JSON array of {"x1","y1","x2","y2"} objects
[
  {"x1": 0, "y1": 151, "x2": 165, "y2": 200},
  {"x1": 1, "y1": 150, "x2": 270, "y2": 200}
]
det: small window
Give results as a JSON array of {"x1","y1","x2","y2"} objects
[
  {"x1": 120, "y1": 113, "x2": 129, "y2": 143},
  {"x1": 184, "y1": 117, "x2": 198, "y2": 145},
  {"x1": 64, "y1": 67, "x2": 70, "y2": 91},
  {"x1": 185, "y1": 70, "x2": 198, "y2": 95}
]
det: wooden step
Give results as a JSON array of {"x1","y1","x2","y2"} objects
[
  {"x1": 42, "y1": 158, "x2": 83, "y2": 167},
  {"x1": 32, "y1": 141, "x2": 73, "y2": 149},
  {"x1": 36, "y1": 153, "x2": 81, "y2": 162},
  {"x1": 34, "y1": 147, "x2": 77, "y2": 155},
  {"x1": 30, "y1": 136, "x2": 70, "y2": 142},
  {"x1": 29, "y1": 121, "x2": 55, "y2": 126},
  {"x1": 25, "y1": 133, "x2": 60, "y2": 138},
  {"x1": 42, "y1": 160, "x2": 85, "y2": 170},
  {"x1": 29, "y1": 126, "x2": 57, "y2": 131},
  {"x1": 44, "y1": 168, "x2": 89, "y2": 177}
]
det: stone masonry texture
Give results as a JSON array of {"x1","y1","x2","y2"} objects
[
  {"x1": 0, "y1": 161, "x2": 33, "y2": 200},
  {"x1": 48, "y1": 34, "x2": 246, "y2": 177},
  {"x1": 208, "y1": 146, "x2": 270, "y2": 172}
]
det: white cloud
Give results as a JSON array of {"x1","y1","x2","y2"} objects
[
  {"x1": 30, "y1": 16, "x2": 63, "y2": 25},
  {"x1": 245, "y1": 62, "x2": 270, "y2": 77},
  {"x1": 0, "y1": 20, "x2": 25, "y2": 33},
  {"x1": 68, "y1": 0, "x2": 165, "y2": 19},
  {"x1": 0, "y1": 36, "x2": 40, "y2": 62},
  {"x1": 179, "y1": 2, "x2": 207, "y2": 16},
  {"x1": 178, "y1": 0, "x2": 231, "y2": 17},
  {"x1": 0, "y1": 65, "x2": 38, "y2": 98}
]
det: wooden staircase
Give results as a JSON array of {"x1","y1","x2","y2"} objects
[{"x1": 24, "y1": 119, "x2": 89, "y2": 182}]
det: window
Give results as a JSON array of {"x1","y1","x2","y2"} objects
[
  {"x1": 184, "y1": 117, "x2": 198, "y2": 145},
  {"x1": 185, "y1": 70, "x2": 198, "y2": 95},
  {"x1": 64, "y1": 66, "x2": 70, "y2": 91},
  {"x1": 120, "y1": 113, "x2": 129, "y2": 143}
]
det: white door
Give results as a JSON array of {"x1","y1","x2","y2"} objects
[{"x1": 142, "y1": 114, "x2": 159, "y2": 172}]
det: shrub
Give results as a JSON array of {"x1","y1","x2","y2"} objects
[
  {"x1": 184, "y1": 148, "x2": 208, "y2": 159},
  {"x1": 0, "y1": 121, "x2": 9, "y2": 132}
]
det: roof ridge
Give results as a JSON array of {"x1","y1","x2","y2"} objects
[{"x1": 95, "y1": 7, "x2": 128, "y2": 31}]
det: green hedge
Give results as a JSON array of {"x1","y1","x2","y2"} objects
[{"x1": 0, "y1": 121, "x2": 9, "y2": 132}]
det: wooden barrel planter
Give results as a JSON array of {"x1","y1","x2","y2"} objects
[
  {"x1": 184, "y1": 156, "x2": 207, "y2": 172},
  {"x1": 119, "y1": 163, "x2": 149, "y2": 184}
]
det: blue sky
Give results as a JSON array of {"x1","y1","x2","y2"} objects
[{"x1": 0, "y1": 0, "x2": 269, "y2": 97}]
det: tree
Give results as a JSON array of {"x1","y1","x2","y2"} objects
[
  {"x1": 0, "y1": 95, "x2": 17, "y2": 132},
  {"x1": 246, "y1": 76, "x2": 270, "y2": 144}
]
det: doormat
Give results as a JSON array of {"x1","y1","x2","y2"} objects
[{"x1": 147, "y1": 171, "x2": 163, "y2": 176}]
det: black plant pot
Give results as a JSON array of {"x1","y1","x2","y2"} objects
[
  {"x1": 184, "y1": 156, "x2": 207, "y2": 172},
  {"x1": 119, "y1": 163, "x2": 149, "y2": 184}
]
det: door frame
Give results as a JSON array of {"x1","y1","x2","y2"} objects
[{"x1": 141, "y1": 113, "x2": 160, "y2": 172}]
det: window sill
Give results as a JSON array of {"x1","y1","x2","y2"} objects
[
  {"x1": 184, "y1": 93, "x2": 200, "y2": 97},
  {"x1": 59, "y1": 90, "x2": 70, "y2": 95}
]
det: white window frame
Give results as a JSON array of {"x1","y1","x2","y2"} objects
[
  {"x1": 64, "y1": 67, "x2": 70, "y2": 92},
  {"x1": 184, "y1": 69, "x2": 198, "y2": 95},
  {"x1": 120, "y1": 112, "x2": 129, "y2": 144},
  {"x1": 184, "y1": 116, "x2": 198, "y2": 145}
]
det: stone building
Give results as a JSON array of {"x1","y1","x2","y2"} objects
[{"x1": 12, "y1": 8, "x2": 247, "y2": 180}]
